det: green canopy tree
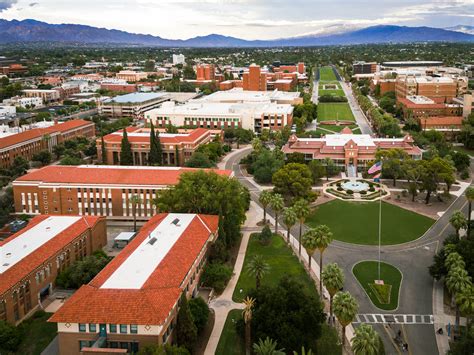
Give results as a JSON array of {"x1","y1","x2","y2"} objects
[
  {"x1": 333, "y1": 291, "x2": 359, "y2": 348},
  {"x1": 176, "y1": 295, "x2": 197, "y2": 352},
  {"x1": 351, "y1": 323, "x2": 381, "y2": 355},
  {"x1": 120, "y1": 128, "x2": 133, "y2": 165},
  {"x1": 272, "y1": 163, "x2": 313, "y2": 202},
  {"x1": 322, "y1": 263, "x2": 345, "y2": 325}
]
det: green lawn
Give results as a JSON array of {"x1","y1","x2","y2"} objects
[
  {"x1": 318, "y1": 124, "x2": 358, "y2": 133},
  {"x1": 319, "y1": 66, "x2": 338, "y2": 82},
  {"x1": 216, "y1": 309, "x2": 245, "y2": 355},
  {"x1": 306, "y1": 200, "x2": 434, "y2": 245},
  {"x1": 16, "y1": 311, "x2": 57, "y2": 355},
  {"x1": 319, "y1": 89, "x2": 346, "y2": 97},
  {"x1": 353, "y1": 261, "x2": 402, "y2": 311},
  {"x1": 232, "y1": 234, "x2": 316, "y2": 302},
  {"x1": 317, "y1": 103, "x2": 355, "y2": 122}
]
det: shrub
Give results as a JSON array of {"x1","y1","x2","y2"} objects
[
  {"x1": 337, "y1": 187, "x2": 343, "y2": 191},
  {"x1": 346, "y1": 190, "x2": 354, "y2": 195},
  {"x1": 461, "y1": 169, "x2": 470, "y2": 180},
  {"x1": 259, "y1": 225, "x2": 272, "y2": 245},
  {"x1": 55, "y1": 253, "x2": 111, "y2": 289},
  {"x1": 208, "y1": 240, "x2": 229, "y2": 264},
  {"x1": 336, "y1": 182, "x2": 341, "y2": 187},
  {"x1": 201, "y1": 263, "x2": 232, "y2": 293},
  {"x1": 369, "y1": 186, "x2": 375, "y2": 192},
  {"x1": 360, "y1": 191, "x2": 367, "y2": 195},
  {"x1": 189, "y1": 297, "x2": 210, "y2": 333},
  {"x1": 0, "y1": 320, "x2": 23, "y2": 351}
]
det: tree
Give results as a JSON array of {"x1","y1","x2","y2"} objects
[
  {"x1": 253, "y1": 337, "x2": 285, "y2": 355},
  {"x1": 53, "y1": 144, "x2": 65, "y2": 160},
  {"x1": 283, "y1": 207, "x2": 297, "y2": 244},
  {"x1": 452, "y1": 151, "x2": 470, "y2": 172},
  {"x1": 144, "y1": 60, "x2": 155, "y2": 72},
  {"x1": 308, "y1": 160, "x2": 326, "y2": 184},
  {"x1": 247, "y1": 255, "x2": 270, "y2": 290},
  {"x1": 421, "y1": 157, "x2": 455, "y2": 204},
  {"x1": 100, "y1": 136, "x2": 107, "y2": 164},
  {"x1": 32, "y1": 150, "x2": 52, "y2": 166},
  {"x1": 322, "y1": 263, "x2": 345, "y2": 325},
  {"x1": 323, "y1": 158, "x2": 339, "y2": 181},
  {"x1": 259, "y1": 225, "x2": 272, "y2": 245},
  {"x1": 465, "y1": 187, "x2": 474, "y2": 237},
  {"x1": 200, "y1": 263, "x2": 232, "y2": 293},
  {"x1": 293, "y1": 199, "x2": 310, "y2": 258},
  {"x1": 120, "y1": 128, "x2": 133, "y2": 165},
  {"x1": 456, "y1": 285, "x2": 474, "y2": 329},
  {"x1": 446, "y1": 267, "x2": 472, "y2": 333},
  {"x1": 248, "y1": 276, "x2": 325, "y2": 352},
  {"x1": 252, "y1": 149, "x2": 284, "y2": 184},
  {"x1": 0, "y1": 320, "x2": 23, "y2": 352},
  {"x1": 403, "y1": 159, "x2": 425, "y2": 201},
  {"x1": 259, "y1": 190, "x2": 273, "y2": 224},
  {"x1": 450, "y1": 211, "x2": 468, "y2": 239},
  {"x1": 243, "y1": 296, "x2": 256, "y2": 355},
  {"x1": 376, "y1": 149, "x2": 409, "y2": 187},
  {"x1": 272, "y1": 163, "x2": 313, "y2": 202},
  {"x1": 188, "y1": 297, "x2": 210, "y2": 333},
  {"x1": 269, "y1": 193, "x2": 284, "y2": 235},
  {"x1": 351, "y1": 324, "x2": 380, "y2": 355},
  {"x1": 301, "y1": 229, "x2": 318, "y2": 272},
  {"x1": 149, "y1": 123, "x2": 163, "y2": 165},
  {"x1": 130, "y1": 194, "x2": 142, "y2": 232},
  {"x1": 313, "y1": 225, "x2": 333, "y2": 298},
  {"x1": 333, "y1": 291, "x2": 358, "y2": 348},
  {"x1": 176, "y1": 295, "x2": 197, "y2": 352},
  {"x1": 11, "y1": 156, "x2": 29, "y2": 176},
  {"x1": 185, "y1": 152, "x2": 213, "y2": 168}
]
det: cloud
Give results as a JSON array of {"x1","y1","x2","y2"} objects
[
  {"x1": 0, "y1": 0, "x2": 17, "y2": 11},
  {"x1": 29, "y1": 2, "x2": 38, "y2": 6}
]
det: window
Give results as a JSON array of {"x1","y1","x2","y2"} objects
[
  {"x1": 89, "y1": 323, "x2": 96, "y2": 332},
  {"x1": 109, "y1": 324, "x2": 117, "y2": 333},
  {"x1": 120, "y1": 324, "x2": 127, "y2": 334},
  {"x1": 130, "y1": 324, "x2": 138, "y2": 334},
  {"x1": 79, "y1": 323, "x2": 86, "y2": 332},
  {"x1": 79, "y1": 340, "x2": 88, "y2": 350}
]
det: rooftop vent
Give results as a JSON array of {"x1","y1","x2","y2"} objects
[
  {"x1": 171, "y1": 218, "x2": 180, "y2": 226},
  {"x1": 147, "y1": 237, "x2": 157, "y2": 245},
  {"x1": 2, "y1": 263, "x2": 9, "y2": 267}
]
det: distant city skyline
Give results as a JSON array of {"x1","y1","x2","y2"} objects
[{"x1": 0, "y1": 0, "x2": 473, "y2": 40}]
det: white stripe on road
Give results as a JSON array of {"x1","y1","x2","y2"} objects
[{"x1": 354, "y1": 314, "x2": 434, "y2": 325}]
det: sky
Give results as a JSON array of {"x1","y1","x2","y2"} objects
[{"x1": 0, "y1": 0, "x2": 473, "y2": 40}]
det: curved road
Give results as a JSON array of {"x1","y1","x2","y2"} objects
[{"x1": 226, "y1": 146, "x2": 470, "y2": 354}]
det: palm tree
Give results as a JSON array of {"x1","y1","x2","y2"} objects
[
  {"x1": 259, "y1": 190, "x2": 273, "y2": 224},
  {"x1": 301, "y1": 228, "x2": 318, "y2": 272},
  {"x1": 446, "y1": 267, "x2": 472, "y2": 333},
  {"x1": 253, "y1": 337, "x2": 285, "y2": 355},
  {"x1": 247, "y1": 255, "x2": 270, "y2": 290},
  {"x1": 351, "y1": 324, "x2": 380, "y2": 355},
  {"x1": 129, "y1": 194, "x2": 142, "y2": 232},
  {"x1": 313, "y1": 225, "x2": 333, "y2": 298},
  {"x1": 322, "y1": 263, "x2": 345, "y2": 325},
  {"x1": 450, "y1": 210, "x2": 468, "y2": 239},
  {"x1": 456, "y1": 285, "x2": 474, "y2": 329},
  {"x1": 243, "y1": 297, "x2": 256, "y2": 355},
  {"x1": 293, "y1": 199, "x2": 310, "y2": 258},
  {"x1": 445, "y1": 252, "x2": 465, "y2": 271},
  {"x1": 292, "y1": 347, "x2": 313, "y2": 355},
  {"x1": 270, "y1": 193, "x2": 284, "y2": 235},
  {"x1": 283, "y1": 207, "x2": 297, "y2": 244},
  {"x1": 333, "y1": 291, "x2": 359, "y2": 348},
  {"x1": 465, "y1": 186, "x2": 474, "y2": 237}
]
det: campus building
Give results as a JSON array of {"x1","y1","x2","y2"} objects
[
  {"x1": 116, "y1": 70, "x2": 149, "y2": 83},
  {"x1": 353, "y1": 61, "x2": 378, "y2": 74},
  {"x1": 395, "y1": 76, "x2": 466, "y2": 101},
  {"x1": 0, "y1": 119, "x2": 95, "y2": 169},
  {"x1": 243, "y1": 64, "x2": 267, "y2": 91},
  {"x1": 12, "y1": 165, "x2": 232, "y2": 219},
  {"x1": 97, "y1": 127, "x2": 218, "y2": 166},
  {"x1": 281, "y1": 127, "x2": 422, "y2": 172},
  {"x1": 0, "y1": 215, "x2": 106, "y2": 324},
  {"x1": 22, "y1": 89, "x2": 61, "y2": 104},
  {"x1": 196, "y1": 64, "x2": 216, "y2": 81},
  {"x1": 98, "y1": 93, "x2": 169, "y2": 118},
  {"x1": 146, "y1": 101, "x2": 293, "y2": 133},
  {"x1": 49, "y1": 213, "x2": 218, "y2": 354},
  {"x1": 396, "y1": 96, "x2": 463, "y2": 119},
  {"x1": 198, "y1": 88, "x2": 303, "y2": 105}
]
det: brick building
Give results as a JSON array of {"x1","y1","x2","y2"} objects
[
  {"x1": 397, "y1": 96, "x2": 463, "y2": 119},
  {"x1": 0, "y1": 119, "x2": 95, "y2": 169},
  {"x1": 22, "y1": 89, "x2": 61, "y2": 104},
  {"x1": 49, "y1": 213, "x2": 218, "y2": 354},
  {"x1": 282, "y1": 127, "x2": 422, "y2": 172},
  {"x1": 353, "y1": 61, "x2": 378, "y2": 75},
  {"x1": 100, "y1": 83, "x2": 137, "y2": 93},
  {"x1": 116, "y1": 71, "x2": 149, "y2": 83},
  {"x1": 0, "y1": 215, "x2": 106, "y2": 324},
  {"x1": 243, "y1": 64, "x2": 267, "y2": 91},
  {"x1": 97, "y1": 127, "x2": 218, "y2": 166},
  {"x1": 12, "y1": 165, "x2": 232, "y2": 219},
  {"x1": 395, "y1": 76, "x2": 461, "y2": 101},
  {"x1": 196, "y1": 64, "x2": 216, "y2": 81}
]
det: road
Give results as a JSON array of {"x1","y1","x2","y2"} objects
[
  {"x1": 330, "y1": 65, "x2": 373, "y2": 135},
  {"x1": 225, "y1": 146, "x2": 470, "y2": 354}
]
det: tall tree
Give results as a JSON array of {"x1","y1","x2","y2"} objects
[
  {"x1": 259, "y1": 190, "x2": 273, "y2": 224},
  {"x1": 313, "y1": 225, "x2": 333, "y2": 299},
  {"x1": 243, "y1": 297, "x2": 256, "y2": 355},
  {"x1": 247, "y1": 255, "x2": 270, "y2": 290},
  {"x1": 272, "y1": 163, "x2": 313, "y2": 202},
  {"x1": 322, "y1": 263, "x2": 345, "y2": 325},
  {"x1": 333, "y1": 291, "x2": 358, "y2": 348},
  {"x1": 456, "y1": 285, "x2": 474, "y2": 330},
  {"x1": 450, "y1": 210, "x2": 468, "y2": 239},
  {"x1": 176, "y1": 294, "x2": 197, "y2": 352},
  {"x1": 120, "y1": 128, "x2": 133, "y2": 165},
  {"x1": 269, "y1": 193, "x2": 284, "y2": 235},
  {"x1": 465, "y1": 187, "x2": 474, "y2": 238},
  {"x1": 100, "y1": 136, "x2": 107, "y2": 164},
  {"x1": 301, "y1": 229, "x2": 319, "y2": 272},
  {"x1": 130, "y1": 194, "x2": 142, "y2": 232},
  {"x1": 293, "y1": 199, "x2": 310, "y2": 258},
  {"x1": 148, "y1": 122, "x2": 162, "y2": 165},
  {"x1": 283, "y1": 207, "x2": 297, "y2": 244},
  {"x1": 351, "y1": 324, "x2": 380, "y2": 355},
  {"x1": 446, "y1": 267, "x2": 472, "y2": 333}
]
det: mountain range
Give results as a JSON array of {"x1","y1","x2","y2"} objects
[{"x1": 0, "y1": 19, "x2": 473, "y2": 47}]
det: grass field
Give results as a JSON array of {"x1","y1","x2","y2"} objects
[
  {"x1": 16, "y1": 311, "x2": 57, "y2": 355},
  {"x1": 317, "y1": 103, "x2": 355, "y2": 122},
  {"x1": 232, "y1": 233, "x2": 316, "y2": 302},
  {"x1": 353, "y1": 261, "x2": 402, "y2": 311},
  {"x1": 319, "y1": 89, "x2": 346, "y2": 97},
  {"x1": 318, "y1": 124, "x2": 358, "y2": 133},
  {"x1": 216, "y1": 309, "x2": 245, "y2": 355},
  {"x1": 306, "y1": 200, "x2": 434, "y2": 245},
  {"x1": 319, "y1": 66, "x2": 338, "y2": 81}
]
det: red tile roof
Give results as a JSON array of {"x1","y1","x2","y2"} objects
[
  {"x1": 14, "y1": 165, "x2": 233, "y2": 186},
  {"x1": 0, "y1": 120, "x2": 94, "y2": 150},
  {"x1": 102, "y1": 127, "x2": 211, "y2": 145},
  {"x1": 49, "y1": 213, "x2": 218, "y2": 325},
  {"x1": 420, "y1": 116, "x2": 463, "y2": 127},
  {"x1": 0, "y1": 215, "x2": 103, "y2": 295}
]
